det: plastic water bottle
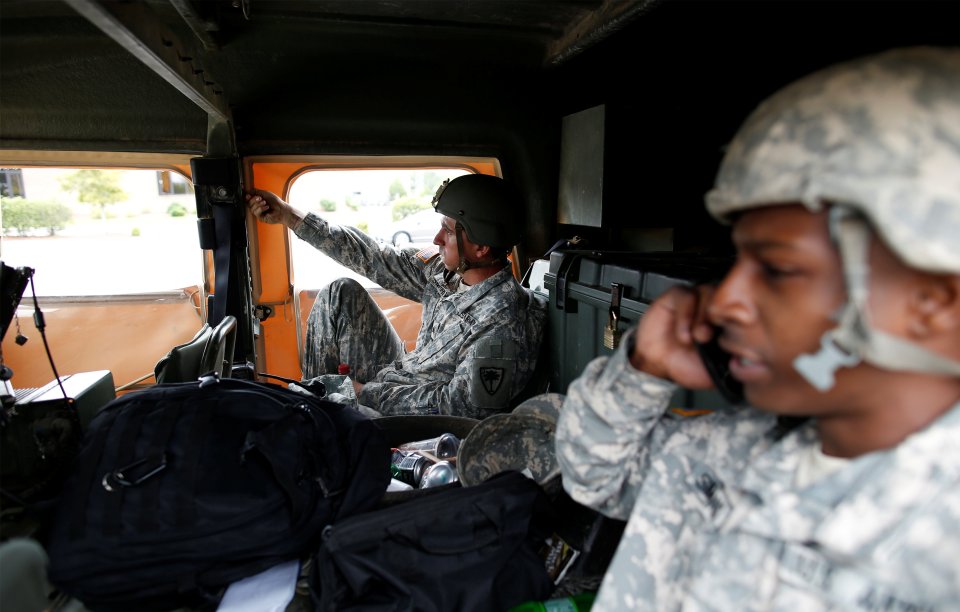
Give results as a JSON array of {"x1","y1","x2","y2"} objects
[
  {"x1": 509, "y1": 592, "x2": 596, "y2": 612},
  {"x1": 397, "y1": 433, "x2": 461, "y2": 459}
]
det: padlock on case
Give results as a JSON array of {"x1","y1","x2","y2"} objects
[{"x1": 603, "y1": 282, "x2": 624, "y2": 350}]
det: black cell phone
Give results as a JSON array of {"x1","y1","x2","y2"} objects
[{"x1": 695, "y1": 335, "x2": 745, "y2": 406}]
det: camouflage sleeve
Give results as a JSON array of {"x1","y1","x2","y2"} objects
[
  {"x1": 358, "y1": 335, "x2": 521, "y2": 419},
  {"x1": 555, "y1": 328, "x2": 677, "y2": 521},
  {"x1": 356, "y1": 378, "x2": 449, "y2": 417},
  {"x1": 294, "y1": 213, "x2": 431, "y2": 301}
]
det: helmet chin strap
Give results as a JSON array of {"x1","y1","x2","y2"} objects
[
  {"x1": 793, "y1": 207, "x2": 960, "y2": 391},
  {"x1": 451, "y1": 224, "x2": 507, "y2": 277}
]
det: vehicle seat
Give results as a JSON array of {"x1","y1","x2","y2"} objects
[{"x1": 154, "y1": 315, "x2": 238, "y2": 384}]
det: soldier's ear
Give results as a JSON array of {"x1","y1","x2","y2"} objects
[{"x1": 908, "y1": 274, "x2": 960, "y2": 339}]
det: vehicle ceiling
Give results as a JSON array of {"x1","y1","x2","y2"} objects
[
  {"x1": 0, "y1": 0, "x2": 661, "y2": 154},
  {"x1": 3, "y1": 0, "x2": 957, "y2": 158},
  {"x1": 1, "y1": 0, "x2": 957, "y2": 255}
]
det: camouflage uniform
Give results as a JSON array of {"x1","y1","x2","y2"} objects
[
  {"x1": 555, "y1": 331, "x2": 960, "y2": 611},
  {"x1": 295, "y1": 213, "x2": 547, "y2": 418},
  {"x1": 555, "y1": 47, "x2": 960, "y2": 610}
]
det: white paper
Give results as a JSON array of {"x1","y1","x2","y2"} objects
[
  {"x1": 217, "y1": 560, "x2": 300, "y2": 612},
  {"x1": 387, "y1": 477, "x2": 414, "y2": 492}
]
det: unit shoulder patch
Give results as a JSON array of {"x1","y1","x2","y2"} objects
[
  {"x1": 470, "y1": 336, "x2": 517, "y2": 409},
  {"x1": 479, "y1": 367, "x2": 505, "y2": 395}
]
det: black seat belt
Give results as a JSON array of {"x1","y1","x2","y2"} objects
[
  {"x1": 190, "y1": 157, "x2": 255, "y2": 373},
  {"x1": 210, "y1": 201, "x2": 233, "y2": 326}
]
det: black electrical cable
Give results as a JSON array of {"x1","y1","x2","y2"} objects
[{"x1": 27, "y1": 271, "x2": 70, "y2": 402}]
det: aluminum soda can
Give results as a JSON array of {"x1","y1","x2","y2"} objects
[
  {"x1": 393, "y1": 451, "x2": 430, "y2": 487},
  {"x1": 389, "y1": 449, "x2": 406, "y2": 480},
  {"x1": 397, "y1": 433, "x2": 461, "y2": 459},
  {"x1": 418, "y1": 460, "x2": 458, "y2": 489}
]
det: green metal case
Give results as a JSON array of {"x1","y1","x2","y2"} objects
[{"x1": 540, "y1": 250, "x2": 733, "y2": 411}]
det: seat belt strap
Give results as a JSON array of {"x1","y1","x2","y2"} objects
[{"x1": 211, "y1": 201, "x2": 233, "y2": 326}]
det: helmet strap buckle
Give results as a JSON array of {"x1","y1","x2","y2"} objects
[{"x1": 793, "y1": 333, "x2": 862, "y2": 391}]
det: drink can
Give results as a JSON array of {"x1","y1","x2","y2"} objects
[
  {"x1": 418, "y1": 460, "x2": 458, "y2": 489},
  {"x1": 398, "y1": 433, "x2": 461, "y2": 459},
  {"x1": 389, "y1": 448, "x2": 406, "y2": 480},
  {"x1": 393, "y1": 451, "x2": 430, "y2": 487}
]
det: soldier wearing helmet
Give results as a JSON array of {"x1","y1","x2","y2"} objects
[
  {"x1": 431, "y1": 173, "x2": 523, "y2": 278},
  {"x1": 246, "y1": 174, "x2": 546, "y2": 419},
  {"x1": 556, "y1": 47, "x2": 960, "y2": 609}
]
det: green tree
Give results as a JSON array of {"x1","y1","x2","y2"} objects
[
  {"x1": 420, "y1": 171, "x2": 445, "y2": 196},
  {"x1": 36, "y1": 200, "x2": 73, "y2": 235},
  {"x1": 59, "y1": 169, "x2": 127, "y2": 225},
  {"x1": 320, "y1": 198, "x2": 337, "y2": 212},
  {"x1": 166, "y1": 202, "x2": 187, "y2": 217},
  {"x1": 388, "y1": 179, "x2": 407, "y2": 201},
  {"x1": 1, "y1": 197, "x2": 72, "y2": 236},
  {"x1": 391, "y1": 196, "x2": 430, "y2": 222}
]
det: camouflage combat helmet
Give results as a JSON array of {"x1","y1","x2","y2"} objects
[
  {"x1": 432, "y1": 174, "x2": 523, "y2": 274},
  {"x1": 457, "y1": 393, "x2": 564, "y2": 487},
  {"x1": 706, "y1": 46, "x2": 960, "y2": 390}
]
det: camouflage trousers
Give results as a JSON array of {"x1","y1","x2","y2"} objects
[{"x1": 302, "y1": 278, "x2": 406, "y2": 383}]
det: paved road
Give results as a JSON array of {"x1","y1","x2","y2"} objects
[
  {"x1": 2, "y1": 215, "x2": 202, "y2": 296},
  {"x1": 2, "y1": 214, "x2": 434, "y2": 297}
]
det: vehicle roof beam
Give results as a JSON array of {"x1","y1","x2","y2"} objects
[
  {"x1": 62, "y1": 0, "x2": 232, "y2": 128},
  {"x1": 167, "y1": 0, "x2": 221, "y2": 52},
  {"x1": 546, "y1": 0, "x2": 662, "y2": 66}
]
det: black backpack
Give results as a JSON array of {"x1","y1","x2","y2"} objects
[{"x1": 45, "y1": 376, "x2": 390, "y2": 612}]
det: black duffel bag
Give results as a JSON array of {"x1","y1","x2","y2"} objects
[
  {"x1": 311, "y1": 470, "x2": 557, "y2": 612},
  {"x1": 45, "y1": 376, "x2": 390, "y2": 612}
]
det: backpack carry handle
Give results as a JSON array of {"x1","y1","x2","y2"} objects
[{"x1": 101, "y1": 455, "x2": 168, "y2": 491}]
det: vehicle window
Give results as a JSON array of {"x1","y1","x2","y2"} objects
[
  {"x1": 0, "y1": 167, "x2": 202, "y2": 296},
  {"x1": 287, "y1": 168, "x2": 470, "y2": 290}
]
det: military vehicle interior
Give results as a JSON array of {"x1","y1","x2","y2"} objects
[
  {"x1": 1, "y1": 0, "x2": 959, "y2": 607},
  {"x1": 1, "y1": 0, "x2": 957, "y2": 408},
  {"x1": 3, "y1": 0, "x2": 956, "y2": 386},
  {"x1": 5, "y1": 0, "x2": 957, "y2": 251}
]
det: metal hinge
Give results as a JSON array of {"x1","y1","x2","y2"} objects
[{"x1": 253, "y1": 304, "x2": 274, "y2": 321}]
